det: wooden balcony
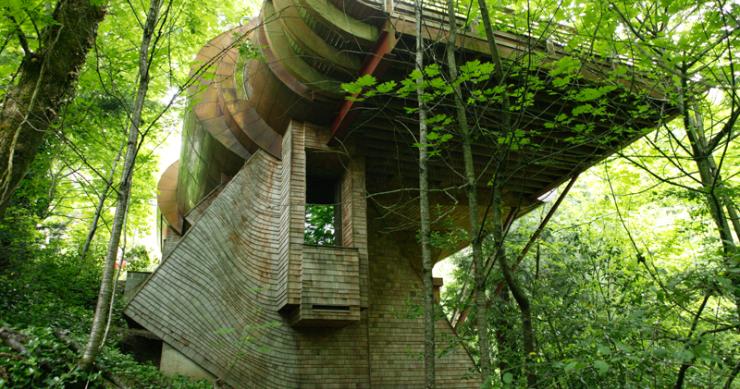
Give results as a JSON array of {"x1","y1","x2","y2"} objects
[{"x1": 286, "y1": 245, "x2": 361, "y2": 327}]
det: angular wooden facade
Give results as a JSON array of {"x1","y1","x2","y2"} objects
[{"x1": 126, "y1": 0, "x2": 669, "y2": 386}]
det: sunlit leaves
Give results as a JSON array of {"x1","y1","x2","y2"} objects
[{"x1": 572, "y1": 103, "x2": 594, "y2": 116}]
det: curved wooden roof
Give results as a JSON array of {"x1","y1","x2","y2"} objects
[
  {"x1": 157, "y1": 161, "x2": 182, "y2": 234},
  {"x1": 159, "y1": 0, "x2": 672, "y2": 232}
]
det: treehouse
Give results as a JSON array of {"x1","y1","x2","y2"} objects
[{"x1": 125, "y1": 0, "x2": 669, "y2": 386}]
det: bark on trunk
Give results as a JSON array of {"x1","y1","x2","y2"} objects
[
  {"x1": 679, "y1": 74, "x2": 739, "y2": 322},
  {"x1": 415, "y1": 1, "x2": 435, "y2": 387},
  {"x1": 0, "y1": 0, "x2": 106, "y2": 216},
  {"x1": 78, "y1": 0, "x2": 162, "y2": 369},
  {"x1": 80, "y1": 144, "x2": 124, "y2": 260},
  {"x1": 494, "y1": 184, "x2": 537, "y2": 388},
  {"x1": 476, "y1": 0, "x2": 536, "y2": 384},
  {"x1": 724, "y1": 199, "x2": 740, "y2": 242},
  {"x1": 475, "y1": 0, "x2": 511, "y2": 129},
  {"x1": 492, "y1": 287, "x2": 514, "y2": 381},
  {"x1": 673, "y1": 292, "x2": 711, "y2": 389},
  {"x1": 444, "y1": 0, "x2": 491, "y2": 380}
]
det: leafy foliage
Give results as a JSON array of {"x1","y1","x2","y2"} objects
[{"x1": 304, "y1": 204, "x2": 337, "y2": 246}]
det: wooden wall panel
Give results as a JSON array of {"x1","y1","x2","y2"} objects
[
  {"x1": 126, "y1": 151, "x2": 302, "y2": 387},
  {"x1": 341, "y1": 155, "x2": 370, "y2": 308},
  {"x1": 276, "y1": 122, "x2": 306, "y2": 309},
  {"x1": 128, "y1": 123, "x2": 480, "y2": 388},
  {"x1": 367, "y1": 208, "x2": 482, "y2": 387}
]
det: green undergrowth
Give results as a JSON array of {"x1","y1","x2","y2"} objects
[{"x1": 0, "y1": 252, "x2": 209, "y2": 388}]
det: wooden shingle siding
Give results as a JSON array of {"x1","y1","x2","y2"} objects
[
  {"x1": 341, "y1": 155, "x2": 370, "y2": 308},
  {"x1": 281, "y1": 122, "x2": 365, "y2": 325},
  {"x1": 128, "y1": 122, "x2": 480, "y2": 387},
  {"x1": 277, "y1": 121, "x2": 306, "y2": 310},
  {"x1": 366, "y1": 213, "x2": 482, "y2": 386},
  {"x1": 126, "y1": 151, "x2": 302, "y2": 386},
  {"x1": 295, "y1": 245, "x2": 361, "y2": 325}
]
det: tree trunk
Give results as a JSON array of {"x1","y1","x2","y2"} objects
[
  {"x1": 476, "y1": 0, "x2": 537, "y2": 384},
  {"x1": 679, "y1": 75, "x2": 739, "y2": 322},
  {"x1": 673, "y1": 292, "x2": 711, "y2": 389},
  {"x1": 444, "y1": 0, "x2": 491, "y2": 380},
  {"x1": 0, "y1": 0, "x2": 106, "y2": 216},
  {"x1": 415, "y1": 1, "x2": 435, "y2": 387},
  {"x1": 492, "y1": 287, "x2": 514, "y2": 381},
  {"x1": 475, "y1": 0, "x2": 511, "y2": 130},
  {"x1": 724, "y1": 199, "x2": 740, "y2": 242},
  {"x1": 78, "y1": 0, "x2": 162, "y2": 369},
  {"x1": 494, "y1": 184, "x2": 537, "y2": 387},
  {"x1": 80, "y1": 143, "x2": 124, "y2": 260}
]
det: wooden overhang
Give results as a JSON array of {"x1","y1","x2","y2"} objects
[
  {"x1": 333, "y1": 5, "x2": 670, "y2": 203},
  {"x1": 159, "y1": 0, "x2": 673, "y2": 233},
  {"x1": 157, "y1": 161, "x2": 181, "y2": 234}
]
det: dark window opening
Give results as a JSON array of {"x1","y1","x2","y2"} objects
[
  {"x1": 312, "y1": 304, "x2": 350, "y2": 311},
  {"x1": 304, "y1": 151, "x2": 343, "y2": 246}
]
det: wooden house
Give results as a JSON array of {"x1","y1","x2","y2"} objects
[{"x1": 125, "y1": 0, "x2": 669, "y2": 386}]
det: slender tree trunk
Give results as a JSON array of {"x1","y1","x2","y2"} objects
[
  {"x1": 80, "y1": 143, "x2": 124, "y2": 260},
  {"x1": 0, "y1": 0, "x2": 106, "y2": 216},
  {"x1": 679, "y1": 74, "x2": 739, "y2": 322},
  {"x1": 444, "y1": 0, "x2": 491, "y2": 380},
  {"x1": 475, "y1": 0, "x2": 511, "y2": 129},
  {"x1": 493, "y1": 184, "x2": 537, "y2": 387},
  {"x1": 673, "y1": 292, "x2": 711, "y2": 389},
  {"x1": 492, "y1": 287, "x2": 514, "y2": 380},
  {"x1": 476, "y1": 0, "x2": 537, "y2": 385},
  {"x1": 78, "y1": 0, "x2": 162, "y2": 369},
  {"x1": 701, "y1": 145, "x2": 740, "y2": 240},
  {"x1": 723, "y1": 199, "x2": 740, "y2": 242},
  {"x1": 414, "y1": 1, "x2": 435, "y2": 387}
]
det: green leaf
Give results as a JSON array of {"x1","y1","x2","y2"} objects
[
  {"x1": 341, "y1": 82, "x2": 362, "y2": 95},
  {"x1": 552, "y1": 76, "x2": 570, "y2": 88},
  {"x1": 424, "y1": 64, "x2": 441, "y2": 77},
  {"x1": 593, "y1": 360, "x2": 609, "y2": 375},
  {"x1": 376, "y1": 80, "x2": 397, "y2": 94},
  {"x1": 676, "y1": 349, "x2": 694, "y2": 362},
  {"x1": 549, "y1": 56, "x2": 581, "y2": 77},
  {"x1": 573, "y1": 88, "x2": 604, "y2": 102},
  {"x1": 564, "y1": 361, "x2": 580, "y2": 373},
  {"x1": 572, "y1": 104, "x2": 594, "y2": 116},
  {"x1": 502, "y1": 372, "x2": 513, "y2": 384},
  {"x1": 356, "y1": 74, "x2": 377, "y2": 87}
]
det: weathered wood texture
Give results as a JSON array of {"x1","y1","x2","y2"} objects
[
  {"x1": 341, "y1": 153, "x2": 370, "y2": 308},
  {"x1": 129, "y1": 151, "x2": 303, "y2": 386},
  {"x1": 292, "y1": 245, "x2": 361, "y2": 325},
  {"x1": 277, "y1": 121, "x2": 305, "y2": 309},
  {"x1": 127, "y1": 134, "x2": 480, "y2": 387},
  {"x1": 167, "y1": 0, "x2": 669, "y2": 238},
  {"x1": 160, "y1": 234, "x2": 180, "y2": 259},
  {"x1": 157, "y1": 161, "x2": 182, "y2": 233},
  {"x1": 367, "y1": 208, "x2": 480, "y2": 386},
  {"x1": 280, "y1": 121, "x2": 364, "y2": 325}
]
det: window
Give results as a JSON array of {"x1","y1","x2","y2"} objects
[
  {"x1": 305, "y1": 203, "x2": 337, "y2": 246},
  {"x1": 304, "y1": 151, "x2": 343, "y2": 246}
]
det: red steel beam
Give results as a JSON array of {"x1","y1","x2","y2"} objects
[{"x1": 330, "y1": 26, "x2": 397, "y2": 137}]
